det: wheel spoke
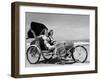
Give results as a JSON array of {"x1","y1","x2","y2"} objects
[
  {"x1": 72, "y1": 46, "x2": 87, "y2": 63},
  {"x1": 27, "y1": 46, "x2": 40, "y2": 64},
  {"x1": 75, "y1": 48, "x2": 80, "y2": 55}
]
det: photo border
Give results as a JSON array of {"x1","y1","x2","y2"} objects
[{"x1": 11, "y1": 2, "x2": 98, "y2": 78}]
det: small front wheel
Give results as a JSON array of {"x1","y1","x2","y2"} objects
[
  {"x1": 72, "y1": 45, "x2": 88, "y2": 63},
  {"x1": 42, "y1": 51, "x2": 53, "y2": 60},
  {"x1": 26, "y1": 45, "x2": 41, "y2": 64}
]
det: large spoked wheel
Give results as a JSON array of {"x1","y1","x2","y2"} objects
[
  {"x1": 72, "y1": 45, "x2": 88, "y2": 63},
  {"x1": 42, "y1": 51, "x2": 53, "y2": 60},
  {"x1": 26, "y1": 45, "x2": 41, "y2": 64}
]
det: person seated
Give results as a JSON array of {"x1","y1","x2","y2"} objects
[
  {"x1": 38, "y1": 29, "x2": 55, "y2": 51},
  {"x1": 48, "y1": 30, "x2": 56, "y2": 45}
]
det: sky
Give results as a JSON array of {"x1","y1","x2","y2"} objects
[{"x1": 25, "y1": 12, "x2": 89, "y2": 41}]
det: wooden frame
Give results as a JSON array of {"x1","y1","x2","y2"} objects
[{"x1": 11, "y1": 2, "x2": 98, "y2": 78}]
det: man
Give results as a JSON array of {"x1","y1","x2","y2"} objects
[{"x1": 38, "y1": 29, "x2": 55, "y2": 51}]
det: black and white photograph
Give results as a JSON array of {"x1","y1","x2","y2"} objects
[{"x1": 25, "y1": 13, "x2": 90, "y2": 67}]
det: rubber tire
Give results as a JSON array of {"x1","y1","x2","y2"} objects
[
  {"x1": 26, "y1": 45, "x2": 41, "y2": 64},
  {"x1": 42, "y1": 51, "x2": 53, "y2": 61},
  {"x1": 72, "y1": 45, "x2": 88, "y2": 63}
]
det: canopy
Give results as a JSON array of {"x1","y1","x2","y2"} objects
[{"x1": 27, "y1": 22, "x2": 48, "y2": 38}]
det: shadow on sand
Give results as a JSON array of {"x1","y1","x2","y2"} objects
[{"x1": 38, "y1": 57, "x2": 75, "y2": 65}]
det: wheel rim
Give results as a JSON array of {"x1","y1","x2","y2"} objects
[
  {"x1": 73, "y1": 46, "x2": 87, "y2": 63},
  {"x1": 27, "y1": 46, "x2": 40, "y2": 64}
]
